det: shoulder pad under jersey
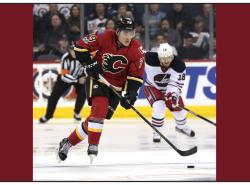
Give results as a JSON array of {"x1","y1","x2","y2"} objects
[
  {"x1": 170, "y1": 56, "x2": 186, "y2": 73},
  {"x1": 145, "y1": 52, "x2": 161, "y2": 66}
]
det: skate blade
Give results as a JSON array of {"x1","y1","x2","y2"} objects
[
  {"x1": 56, "y1": 147, "x2": 62, "y2": 163},
  {"x1": 175, "y1": 127, "x2": 193, "y2": 137},
  {"x1": 176, "y1": 128, "x2": 187, "y2": 136},
  {"x1": 89, "y1": 154, "x2": 96, "y2": 164}
]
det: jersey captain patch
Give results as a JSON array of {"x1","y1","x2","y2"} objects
[{"x1": 102, "y1": 53, "x2": 128, "y2": 74}]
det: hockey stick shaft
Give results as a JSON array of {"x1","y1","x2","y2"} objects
[
  {"x1": 178, "y1": 106, "x2": 216, "y2": 126},
  {"x1": 98, "y1": 75, "x2": 197, "y2": 156},
  {"x1": 129, "y1": 106, "x2": 197, "y2": 156}
]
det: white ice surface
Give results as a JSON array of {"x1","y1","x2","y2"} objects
[{"x1": 33, "y1": 118, "x2": 216, "y2": 181}]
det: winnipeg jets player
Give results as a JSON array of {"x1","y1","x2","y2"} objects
[{"x1": 144, "y1": 43, "x2": 195, "y2": 143}]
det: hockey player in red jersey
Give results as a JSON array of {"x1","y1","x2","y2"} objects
[
  {"x1": 57, "y1": 17, "x2": 145, "y2": 163},
  {"x1": 144, "y1": 43, "x2": 195, "y2": 143}
]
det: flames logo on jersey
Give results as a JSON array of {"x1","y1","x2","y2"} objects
[{"x1": 102, "y1": 53, "x2": 128, "y2": 74}]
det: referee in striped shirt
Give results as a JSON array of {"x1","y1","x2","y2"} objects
[{"x1": 39, "y1": 47, "x2": 86, "y2": 124}]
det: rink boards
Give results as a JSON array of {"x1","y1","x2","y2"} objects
[
  {"x1": 33, "y1": 61, "x2": 216, "y2": 119},
  {"x1": 33, "y1": 104, "x2": 216, "y2": 119}
]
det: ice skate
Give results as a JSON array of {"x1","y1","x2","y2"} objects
[
  {"x1": 74, "y1": 113, "x2": 82, "y2": 122},
  {"x1": 57, "y1": 138, "x2": 72, "y2": 162},
  {"x1": 39, "y1": 116, "x2": 50, "y2": 124},
  {"x1": 153, "y1": 131, "x2": 161, "y2": 143},
  {"x1": 175, "y1": 125, "x2": 195, "y2": 137},
  {"x1": 87, "y1": 144, "x2": 98, "y2": 164}
]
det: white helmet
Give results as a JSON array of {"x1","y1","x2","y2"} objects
[{"x1": 157, "y1": 43, "x2": 174, "y2": 67}]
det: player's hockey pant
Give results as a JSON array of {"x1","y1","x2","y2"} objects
[
  {"x1": 44, "y1": 76, "x2": 86, "y2": 119},
  {"x1": 68, "y1": 96, "x2": 109, "y2": 145},
  {"x1": 143, "y1": 85, "x2": 186, "y2": 126},
  {"x1": 143, "y1": 85, "x2": 184, "y2": 111}
]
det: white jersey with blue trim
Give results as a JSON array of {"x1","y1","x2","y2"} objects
[{"x1": 145, "y1": 52, "x2": 186, "y2": 96}]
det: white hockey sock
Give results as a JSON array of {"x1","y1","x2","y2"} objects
[
  {"x1": 152, "y1": 100, "x2": 166, "y2": 128},
  {"x1": 75, "y1": 122, "x2": 88, "y2": 140},
  {"x1": 172, "y1": 109, "x2": 187, "y2": 129}
]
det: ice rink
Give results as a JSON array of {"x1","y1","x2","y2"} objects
[{"x1": 33, "y1": 118, "x2": 216, "y2": 181}]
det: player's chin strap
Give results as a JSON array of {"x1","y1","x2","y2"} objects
[
  {"x1": 177, "y1": 106, "x2": 216, "y2": 127},
  {"x1": 98, "y1": 74, "x2": 197, "y2": 157}
]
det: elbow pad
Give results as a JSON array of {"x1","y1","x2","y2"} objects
[{"x1": 73, "y1": 46, "x2": 92, "y2": 65}]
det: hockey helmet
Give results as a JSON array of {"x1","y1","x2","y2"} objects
[
  {"x1": 116, "y1": 17, "x2": 135, "y2": 31},
  {"x1": 157, "y1": 43, "x2": 174, "y2": 67}
]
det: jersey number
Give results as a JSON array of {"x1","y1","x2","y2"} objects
[
  {"x1": 178, "y1": 74, "x2": 185, "y2": 80},
  {"x1": 83, "y1": 34, "x2": 96, "y2": 43}
]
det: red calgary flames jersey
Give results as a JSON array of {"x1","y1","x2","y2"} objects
[{"x1": 76, "y1": 30, "x2": 145, "y2": 88}]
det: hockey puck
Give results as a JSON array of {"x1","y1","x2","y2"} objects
[{"x1": 187, "y1": 165, "x2": 195, "y2": 168}]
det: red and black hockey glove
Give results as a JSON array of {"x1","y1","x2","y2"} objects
[
  {"x1": 85, "y1": 61, "x2": 100, "y2": 80},
  {"x1": 165, "y1": 92, "x2": 179, "y2": 111},
  {"x1": 120, "y1": 76, "x2": 143, "y2": 109},
  {"x1": 120, "y1": 91, "x2": 138, "y2": 110}
]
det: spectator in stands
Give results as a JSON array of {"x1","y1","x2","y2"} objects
[
  {"x1": 183, "y1": 4, "x2": 203, "y2": 17},
  {"x1": 189, "y1": 18, "x2": 210, "y2": 57},
  {"x1": 33, "y1": 14, "x2": 47, "y2": 60},
  {"x1": 40, "y1": 4, "x2": 66, "y2": 33},
  {"x1": 53, "y1": 36, "x2": 70, "y2": 58},
  {"x1": 33, "y1": 4, "x2": 50, "y2": 58},
  {"x1": 41, "y1": 14, "x2": 68, "y2": 59},
  {"x1": 87, "y1": 4, "x2": 109, "y2": 34},
  {"x1": 106, "y1": 4, "x2": 118, "y2": 18},
  {"x1": 195, "y1": 4, "x2": 214, "y2": 31},
  {"x1": 67, "y1": 4, "x2": 81, "y2": 42},
  {"x1": 134, "y1": 23, "x2": 145, "y2": 46},
  {"x1": 157, "y1": 17, "x2": 182, "y2": 48},
  {"x1": 116, "y1": 4, "x2": 134, "y2": 21},
  {"x1": 143, "y1": 4, "x2": 166, "y2": 39},
  {"x1": 168, "y1": 4, "x2": 194, "y2": 38},
  {"x1": 151, "y1": 33, "x2": 178, "y2": 55},
  {"x1": 131, "y1": 4, "x2": 144, "y2": 25},
  {"x1": 177, "y1": 34, "x2": 205, "y2": 60},
  {"x1": 105, "y1": 18, "x2": 116, "y2": 30}
]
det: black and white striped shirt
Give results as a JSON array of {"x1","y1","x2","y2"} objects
[{"x1": 60, "y1": 52, "x2": 85, "y2": 84}]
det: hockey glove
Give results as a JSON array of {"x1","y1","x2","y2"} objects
[
  {"x1": 120, "y1": 91, "x2": 138, "y2": 110},
  {"x1": 85, "y1": 61, "x2": 100, "y2": 80},
  {"x1": 165, "y1": 92, "x2": 179, "y2": 110}
]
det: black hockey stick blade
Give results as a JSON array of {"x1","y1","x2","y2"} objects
[{"x1": 177, "y1": 146, "x2": 197, "y2": 156}]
